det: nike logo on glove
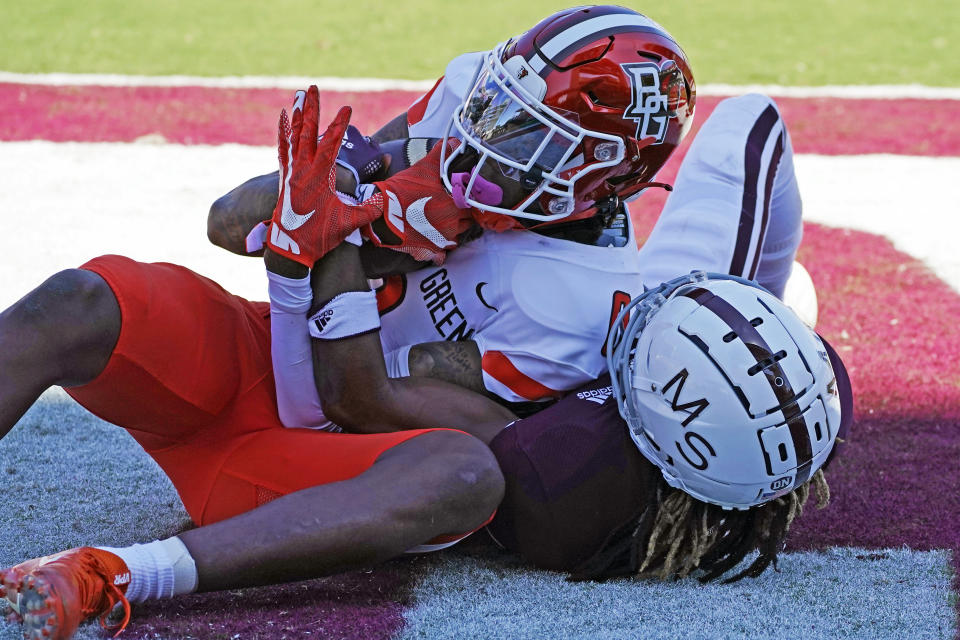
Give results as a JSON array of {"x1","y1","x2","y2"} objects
[
  {"x1": 280, "y1": 144, "x2": 315, "y2": 231},
  {"x1": 270, "y1": 223, "x2": 300, "y2": 255},
  {"x1": 385, "y1": 190, "x2": 457, "y2": 250},
  {"x1": 386, "y1": 191, "x2": 406, "y2": 233},
  {"x1": 274, "y1": 142, "x2": 315, "y2": 256}
]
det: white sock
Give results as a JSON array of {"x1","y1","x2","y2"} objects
[{"x1": 98, "y1": 537, "x2": 198, "y2": 602}]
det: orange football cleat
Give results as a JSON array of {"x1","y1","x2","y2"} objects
[{"x1": 0, "y1": 547, "x2": 131, "y2": 639}]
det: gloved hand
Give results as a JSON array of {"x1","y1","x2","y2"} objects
[
  {"x1": 336, "y1": 124, "x2": 385, "y2": 191},
  {"x1": 245, "y1": 121, "x2": 382, "y2": 256},
  {"x1": 266, "y1": 85, "x2": 495, "y2": 267},
  {"x1": 265, "y1": 86, "x2": 382, "y2": 267},
  {"x1": 360, "y1": 139, "x2": 479, "y2": 264}
]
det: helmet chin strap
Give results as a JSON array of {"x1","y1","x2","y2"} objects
[
  {"x1": 623, "y1": 181, "x2": 674, "y2": 203},
  {"x1": 641, "y1": 181, "x2": 674, "y2": 192}
]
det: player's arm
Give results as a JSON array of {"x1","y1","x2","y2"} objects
[
  {"x1": 406, "y1": 341, "x2": 486, "y2": 395},
  {"x1": 208, "y1": 164, "x2": 372, "y2": 256},
  {"x1": 263, "y1": 89, "x2": 511, "y2": 438},
  {"x1": 357, "y1": 225, "x2": 430, "y2": 278},
  {"x1": 302, "y1": 243, "x2": 516, "y2": 444},
  {"x1": 207, "y1": 171, "x2": 280, "y2": 256},
  {"x1": 207, "y1": 112, "x2": 407, "y2": 256},
  {"x1": 208, "y1": 170, "x2": 431, "y2": 276},
  {"x1": 370, "y1": 111, "x2": 409, "y2": 143}
]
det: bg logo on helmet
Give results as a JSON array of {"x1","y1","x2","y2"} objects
[{"x1": 621, "y1": 61, "x2": 671, "y2": 144}]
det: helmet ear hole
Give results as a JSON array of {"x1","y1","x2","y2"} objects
[{"x1": 594, "y1": 195, "x2": 620, "y2": 219}]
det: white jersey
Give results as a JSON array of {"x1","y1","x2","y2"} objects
[
  {"x1": 406, "y1": 51, "x2": 486, "y2": 139},
  {"x1": 378, "y1": 229, "x2": 643, "y2": 403},
  {"x1": 273, "y1": 61, "x2": 802, "y2": 426},
  {"x1": 393, "y1": 56, "x2": 805, "y2": 405},
  {"x1": 389, "y1": 49, "x2": 644, "y2": 403}
]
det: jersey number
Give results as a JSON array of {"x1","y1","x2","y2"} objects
[
  {"x1": 376, "y1": 274, "x2": 407, "y2": 315},
  {"x1": 601, "y1": 290, "x2": 632, "y2": 357}
]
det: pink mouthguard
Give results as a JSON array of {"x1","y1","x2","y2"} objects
[{"x1": 450, "y1": 171, "x2": 503, "y2": 209}]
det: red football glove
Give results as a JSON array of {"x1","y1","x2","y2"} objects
[
  {"x1": 361, "y1": 139, "x2": 477, "y2": 264},
  {"x1": 266, "y1": 85, "x2": 382, "y2": 267}
]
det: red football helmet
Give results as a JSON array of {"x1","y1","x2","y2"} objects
[{"x1": 441, "y1": 5, "x2": 696, "y2": 225}]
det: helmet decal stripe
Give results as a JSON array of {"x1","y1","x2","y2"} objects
[
  {"x1": 782, "y1": 401, "x2": 814, "y2": 486},
  {"x1": 729, "y1": 104, "x2": 783, "y2": 277},
  {"x1": 529, "y1": 13, "x2": 672, "y2": 74},
  {"x1": 545, "y1": 25, "x2": 672, "y2": 74},
  {"x1": 680, "y1": 287, "x2": 815, "y2": 477},
  {"x1": 527, "y1": 51, "x2": 547, "y2": 75},
  {"x1": 532, "y1": 5, "x2": 636, "y2": 44},
  {"x1": 747, "y1": 132, "x2": 786, "y2": 280}
]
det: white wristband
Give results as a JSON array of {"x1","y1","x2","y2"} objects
[
  {"x1": 266, "y1": 270, "x2": 312, "y2": 314},
  {"x1": 308, "y1": 290, "x2": 381, "y2": 340}
]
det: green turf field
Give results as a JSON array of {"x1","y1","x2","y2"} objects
[{"x1": 2, "y1": 0, "x2": 957, "y2": 85}]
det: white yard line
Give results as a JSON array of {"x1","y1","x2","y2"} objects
[
  {"x1": 794, "y1": 154, "x2": 960, "y2": 285},
  {"x1": 2, "y1": 71, "x2": 960, "y2": 99},
  {"x1": 700, "y1": 83, "x2": 960, "y2": 99},
  {"x1": 0, "y1": 142, "x2": 957, "y2": 310}
]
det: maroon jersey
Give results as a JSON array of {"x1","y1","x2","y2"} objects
[
  {"x1": 488, "y1": 337, "x2": 853, "y2": 571},
  {"x1": 487, "y1": 374, "x2": 658, "y2": 570}
]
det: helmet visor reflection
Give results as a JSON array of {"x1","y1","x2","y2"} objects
[{"x1": 460, "y1": 69, "x2": 580, "y2": 174}]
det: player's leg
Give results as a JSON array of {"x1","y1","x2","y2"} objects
[
  {"x1": 752, "y1": 110, "x2": 802, "y2": 298},
  {"x1": 636, "y1": 93, "x2": 802, "y2": 298},
  {"x1": 182, "y1": 428, "x2": 502, "y2": 591},
  {"x1": 0, "y1": 254, "x2": 266, "y2": 451},
  {"x1": 58, "y1": 254, "x2": 283, "y2": 518},
  {"x1": 0, "y1": 268, "x2": 120, "y2": 440},
  {"x1": 1, "y1": 429, "x2": 501, "y2": 639}
]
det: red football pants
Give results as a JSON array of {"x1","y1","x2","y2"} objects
[{"x1": 66, "y1": 255, "x2": 441, "y2": 526}]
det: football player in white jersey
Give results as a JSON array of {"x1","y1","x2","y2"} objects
[
  {"x1": 222, "y1": 6, "x2": 702, "y2": 424},
  {"x1": 210, "y1": 11, "x2": 809, "y2": 413},
  {"x1": 0, "y1": 7, "x2": 845, "y2": 640}
]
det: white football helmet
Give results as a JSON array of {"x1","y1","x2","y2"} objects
[{"x1": 607, "y1": 272, "x2": 846, "y2": 510}]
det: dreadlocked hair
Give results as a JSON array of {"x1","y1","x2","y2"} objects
[{"x1": 569, "y1": 469, "x2": 830, "y2": 584}]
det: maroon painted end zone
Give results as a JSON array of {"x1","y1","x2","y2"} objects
[
  {"x1": 788, "y1": 224, "x2": 960, "y2": 554},
  {"x1": 2, "y1": 83, "x2": 959, "y2": 156},
  {"x1": 0, "y1": 84, "x2": 420, "y2": 146}
]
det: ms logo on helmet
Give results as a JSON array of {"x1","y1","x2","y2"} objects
[{"x1": 621, "y1": 62, "x2": 670, "y2": 144}]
